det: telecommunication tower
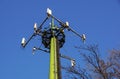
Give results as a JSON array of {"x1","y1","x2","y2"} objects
[{"x1": 21, "y1": 8, "x2": 86, "y2": 79}]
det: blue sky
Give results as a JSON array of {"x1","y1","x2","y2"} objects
[{"x1": 0, "y1": 0, "x2": 120, "y2": 79}]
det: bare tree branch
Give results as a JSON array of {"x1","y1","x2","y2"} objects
[{"x1": 65, "y1": 45, "x2": 120, "y2": 79}]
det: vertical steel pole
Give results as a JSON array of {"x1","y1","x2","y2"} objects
[{"x1": 49, "y1": 18, "x2": 61, "y2": 79}]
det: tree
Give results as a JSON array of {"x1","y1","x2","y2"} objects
[
  {"x1": 63, "y1": 65, "x2": 91, "y2": 79},
  {"x1": 108, "y1": 49, "x2": 120, "y2": 78},
  {"x1": 64, "y1": 45, "x2": 120, "y2": 79}
]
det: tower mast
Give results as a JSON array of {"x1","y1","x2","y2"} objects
[
  {"x1": 49, "y1": 18, "x2": 61, "y2": 79},
  {"x1": 21, "y1": 8, "x2": 86, "y2": 79}
]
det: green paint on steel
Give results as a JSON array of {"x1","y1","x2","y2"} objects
[
  {"x1": 49, "y1": 37, "x2": 58, "y2": 79},
  {"x1": 49, "y1": 18, "x2": 58, "y2": 79},
  {"x1": 51, "y1": 18, "x2": 54, "y2": 29},
  {"x1": 49, "y1": 18, "x2": 61, "y2": 79}
]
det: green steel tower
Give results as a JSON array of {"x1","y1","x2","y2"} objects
[
  {"x1": 21, "y1": 8, "x2": 86, "y2": 79},
  {"x1": 49, "y1": 18, "x2": 61, "y2": 79}
]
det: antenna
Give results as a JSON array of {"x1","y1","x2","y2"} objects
[
  {"x1": 47, "y1": 8, "x2": 52, "y2": 16},
  {"x1": 34, "y1": 23, "x2": 37, "y2": 33},
  {"x1": 21, "y1": 8, "x2": 86, "y2": 79},
  {"x1": 71, "y1": 60, "x2": 76, "y2": 67},
  {"x1": 81, "y1": 34, "x2": 86, "y2": 43},
  {"x1": 21, "y1": 37, "x2": 26, "y2": 47}
]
